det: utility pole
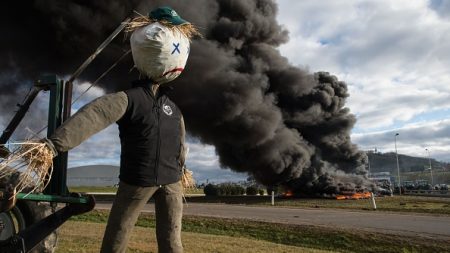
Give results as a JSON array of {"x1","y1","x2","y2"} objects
[
  {"x1": 426, "y1": 148, "x2": 434, "y2": 186},
  {"x1": 395, "y1": 133, "x2": 401, "y2": 195}
]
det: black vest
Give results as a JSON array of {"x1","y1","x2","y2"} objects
[{"x1": 117, "y1": 85, "x2": 183, "y2": 186}]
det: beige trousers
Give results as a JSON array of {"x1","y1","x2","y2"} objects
[{"x1": 100, "y1": 180, "x2": 183, "y2": 253}]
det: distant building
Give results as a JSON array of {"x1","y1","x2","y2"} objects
[
  {"x1": 67, "y1": 165, "x2": 119, "y2": 187},
  {"x1": 369, "y1": 171, "x2": 393, "y2": 186},
  {"x1": 67, "y1": 177, "x2": 119, "y2": 187}
]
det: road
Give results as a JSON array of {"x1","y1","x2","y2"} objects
[{"x1": 95, "y1": 202, "x2": 450, "y2": 240}]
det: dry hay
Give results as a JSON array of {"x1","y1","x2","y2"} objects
[
  {"x1": 182, "y1": 167, "x2": 196, "y2": 190},
  {"x1": 123, "y1": 11, "x2": 202, "y2": 41},
  {"x1": 0, "y1": 141, "x2": 53, "y2": 197}
]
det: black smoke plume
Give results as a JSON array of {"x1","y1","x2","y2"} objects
[{"x1": 0, "y1": 0, "x2": 369, "y2": 194}]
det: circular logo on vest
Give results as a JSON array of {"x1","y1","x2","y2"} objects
[{"x1": 163, "y1": 104, "x2": 173, "y2": 116}]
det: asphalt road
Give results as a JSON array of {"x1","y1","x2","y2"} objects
[{"x1": 95, "y1": 202, "x2": 450, "y2": 240}]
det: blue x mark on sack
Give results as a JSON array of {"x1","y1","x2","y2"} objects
[{"x1": 172, "y1": 43, "x2": 180, "y2": 54}]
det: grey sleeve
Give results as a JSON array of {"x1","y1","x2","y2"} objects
[
  {"x1": 179, "y1": 116, "x2": 186, "y2": 167},
  {"x1": 49, "y1": 91, "x2": 128, "y2": 152}
]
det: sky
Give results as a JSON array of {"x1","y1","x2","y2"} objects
[
  {"x1": 277, "y1": 0, "x2": 450, "y2": 162},
  {"x1": 3, "y1": 0, "x2": 450, "y2": 183}
]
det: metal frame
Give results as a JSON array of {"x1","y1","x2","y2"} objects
[
  {"x1": 0, "y1": 75, "x2": 95, "y2": 252},
  {"x1": 43, "y1": 75, "x2": 68, "y2": 197},
  {"x1": 0, "y1": 74, "x2": 91, "y2": 204},
  {"x1": 0, "y1": 18, "x2": 129, "y2": 251}
]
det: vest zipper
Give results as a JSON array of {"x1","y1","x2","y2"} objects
[{"x1": 154, "y1": 100, "x2": 161, "y2": 185}]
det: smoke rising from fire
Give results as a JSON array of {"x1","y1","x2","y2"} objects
[{"x1": 0, "y1": 0, "x2": 369, "y2": 194}]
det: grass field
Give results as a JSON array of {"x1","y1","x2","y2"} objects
[
  {"x1": 63, "y1": 210, "x2": 450, "y2": 253},
  {"x1": 267, "y1": 195, "x2": 450, "y2": 214},
  {"x1": 57, "y1": 221, "x2": 330, "y2": 253},
  {"x1": 69, "y1": 186, "x2": 204, "y2": 195},
  {"x1": 69, "y1": 186, "x2": 118, "y2": 193},
  {"x1": 70, "y1": 185, "x2": 450, "y2": 215},
  {"x1": 182, "y1": 195, "x2": 450, "y2": 215}
]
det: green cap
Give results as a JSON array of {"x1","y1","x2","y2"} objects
[{"x1": 149, "y1": 6, "x2": 189, "y2": 25}]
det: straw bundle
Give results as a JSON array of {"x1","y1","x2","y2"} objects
[
  {"x1": 124, "y1": 12, "x2": 202, "y2": 41},
  {"x1": 0, "y1": 141, "x2": 54, "y2": 197},
  {"x1": 181, "y1": 167, "x2": 196, "y2": 190}
]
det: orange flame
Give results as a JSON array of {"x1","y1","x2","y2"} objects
[
  {"x1": 335, "y1": 191, "x2": 372, "y2": 200},
  {"x1": 283, "y1": 190, "x2": 293, "y2": 197}
]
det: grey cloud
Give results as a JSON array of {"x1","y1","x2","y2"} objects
[
  {"x1": 278, "y1": 1, "x2": 450, "y2": 133},
  {"x1": 69, "y1": 125, "x2": 121, "y2": 167},
  {"x1": 429, "y1": 0, "x2": 450, "y2": 19},
  {"x1": 354, "y1": 121, "x2": 450, "y2": 146},
  {"x1": 186, "y1": 160, "x2": 248, "y2": 184},
  {"x1": 353, "y1": 119, "x2": 450, "y2": 161}
]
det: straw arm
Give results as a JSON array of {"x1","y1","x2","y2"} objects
[{"x1": 49, "y1": 92, "x2": 128, "y2": 152}]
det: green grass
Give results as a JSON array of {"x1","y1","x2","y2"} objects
[
  {"x1": 184, "y1": 195, "x2": 450, "y2": 215},
  {"x1": 57, "y1": 221, "x2": 329, "y2": 253},
  {"x1": 182, "y1": 187, "x2": 204, "y2": 194},
  {"x1": 69, "y1": 186, "x2": 204, "y2": 195},
  {"x1": 268, "y1": 196, "x2": 450, "y2": 214},
  {"x1": 70, "y1": 189, "x2": 450, "y2": 215},
  {"x1": 69, "y1": 186, "x2": 118, "y2": 193},
  {"x1": 71, "y1": 210, "x2": 450, "y2": 253},
  {"x1": 68, "y1": 186, "x2": 450, "y2": 215}
]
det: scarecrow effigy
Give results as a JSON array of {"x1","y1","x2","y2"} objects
[
  {"x1": 0, "y1": 6, "x2": 200, "y2": 252},
  {"x1": 0, "y1": 7, "x2": 199, "y2": 199}
]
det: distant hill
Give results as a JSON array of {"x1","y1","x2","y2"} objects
[
  {"x1": 67, "y1": 154, "x2": 450, "y2": 187},
  {"x1": 367, "y1": 152, "x2": 449, "y2": 173},
  {"x1": 68, "y1": 165, "x2": 119, "y2": 187},
  {"x1": 68, "y1": 165, "x2": 119, "y2": 177}
]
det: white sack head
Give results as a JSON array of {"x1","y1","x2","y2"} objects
[{"x1": 131, "y1": 22, "x2": 190, "y2": 84}]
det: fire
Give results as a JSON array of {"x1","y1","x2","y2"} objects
[
  {"x1": 335, "y1": 191, "x2": 372, "y2": 200},
  {"x1": 283, "y1": 190, "x2": 293, "y2": 197}
]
